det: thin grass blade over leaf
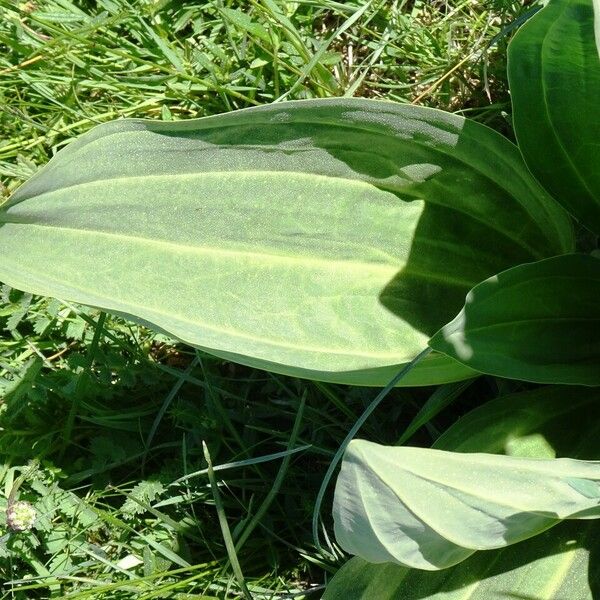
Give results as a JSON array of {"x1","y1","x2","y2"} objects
[{"x1": 0, "y1": 99, "x2": 573, "y2": 385}]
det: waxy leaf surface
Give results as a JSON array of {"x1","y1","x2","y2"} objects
[
  {"x1": 429, "y1": 254, "x2": 600, "y2": 385},
  {"x1": 0, "y1": 99, "x2": 573, "y2": 385},
  {"x1": 508, "y1": 0, "x2": 600, "y2": 233}
]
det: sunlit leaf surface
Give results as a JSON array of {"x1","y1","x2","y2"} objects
[
  {"x1": 0, "y1": 99, "x2": 572, "y2": 385},
  {"x1": 333, "y1": 441, "x2": 600, "y2": 570}
]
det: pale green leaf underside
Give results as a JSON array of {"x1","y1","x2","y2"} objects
[
  {"x1": 333, "y1": 441, "x2": 600, "y2": 571},
  {"x1": 0, "y1": 99, "x2": 573, "y2": 385},
  {"x1": 508, "y1": 0, "x2": 600, "y2": 233},
  {"x1": 429, "y1": 254, "x2": 600, "y2": 385},
  {"x1": 326, "y1": 386, "x2": 600, "y2": 598}
]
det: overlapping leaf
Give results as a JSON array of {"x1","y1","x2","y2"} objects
[
  {"x1": 508, "y1": 0, "x2": 600, "y2": 233},
  {"x1": 324, "y1": 386, "x2": 600, "y2": 600},
  {"x1": 0, "y1": 99, "x2": 573, "y2": 385},
  {"x1": 429, "y1": 254, "x2": 600, "y2": 385},
  {"x1": 327, "y1": 386, "x2": 600, "y2": 599},
  {"x1": 333, "y1": 441, "x2": 600, "y2": 570}
]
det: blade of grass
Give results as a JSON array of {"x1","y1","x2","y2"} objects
[
  {"x1": 203, "y1": 441, "x2": 253, "y2": 600},
  {"x1": 235, "y1": 392, "x2": 306, "y2": 552},
  {"x1": 171, "y1": 445, "x2": 312, "y2": 486},
  {"x1": 311, "y1": 347, "x2": 432, "y2": 555}
]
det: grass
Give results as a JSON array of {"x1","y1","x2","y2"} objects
[{"x1": 0, "y1": 0, "x2": 534, "y2": 598}]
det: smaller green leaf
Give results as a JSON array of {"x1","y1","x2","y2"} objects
[
  {"x1": 435, "y1": 385, "x2": 600, "y2": 458},
  {"x1": 429, "y1": 254, "x2": 600, "y2": 385},
  {"x1": 333, "y1": 441, "x2": 600, "y2": 570},
  {"x1": 220, "y1": 8, "x2": 271, "y2": 43},
  {"x1": 508, "y1": 0, "x2": 600, "y2": 233},
  {"x1": 323, "y1": 523, "x2": 598, "y2": 600},
  {"x1": 121, "y1": 481, "x2": 165, "y2": 518}
]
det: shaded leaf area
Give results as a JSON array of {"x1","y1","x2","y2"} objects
[
  {"x1": 324, "y1": 522, "x2": 598, "y2": 600},
  {"x1": 508, "y1": 0, "x2": 600, "y2": 233},
  {"x1": 430, "y1": 254, "x2": 600, "y2": 385},
  {"x1": 0, "y1": 99, "x2": 572, "y2": 386},
  {"x1": 325, "y1": 385, "x2": 600, "y2": 598}
]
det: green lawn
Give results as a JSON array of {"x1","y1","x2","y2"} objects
[{"x1": 0, "y1": 1, "x2": 531, "y2": 598}]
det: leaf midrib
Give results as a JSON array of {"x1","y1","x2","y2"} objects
[
  {"x1": 5, "y1": 167, "x2": 547, "y2": 260},
  {"x1": 10, "y1": 220, "x2": 403, "y2": 275}
]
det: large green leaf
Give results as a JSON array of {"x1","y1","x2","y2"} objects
[
  {"x1": 325, "y1": 386, "x2": 600, "y2": 599},
  {"x1": 508, "y1": 0, "x2": 600, "y2": 233},
  {"x1": 429, "y1": 254, "x2": 600, "y2": 386},
  {"x1": 0, "y1": 99, "x2": 573, "y2": 385}
]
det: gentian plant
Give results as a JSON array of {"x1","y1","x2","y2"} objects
[{"x1": 0, "y1": 0, "x2": 598, "y2": 597}]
